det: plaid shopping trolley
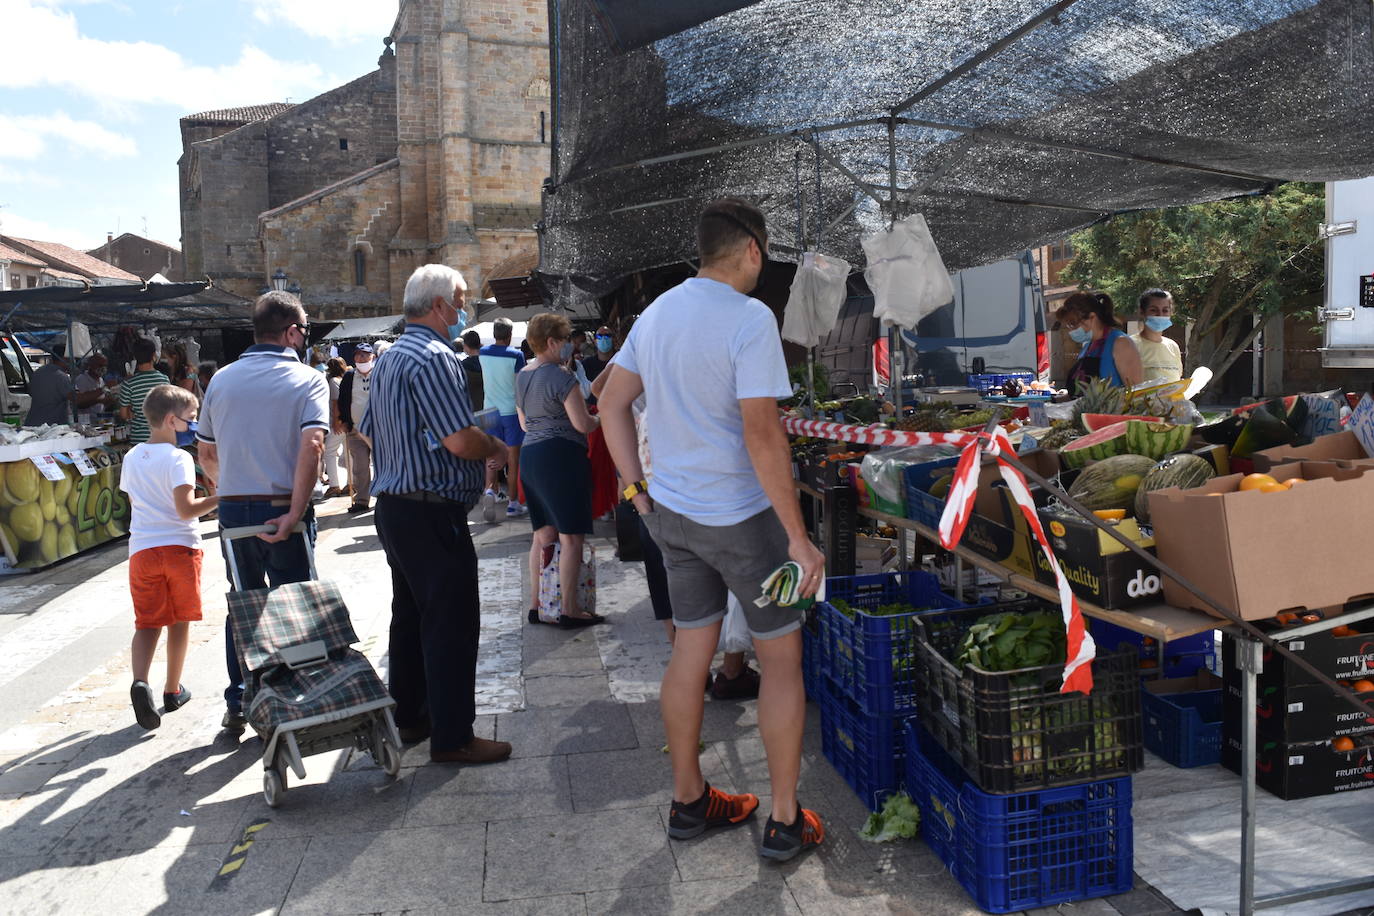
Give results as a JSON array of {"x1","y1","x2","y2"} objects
[{"x1": 225, "y1": 524, "x2": 401, "y2": 807}]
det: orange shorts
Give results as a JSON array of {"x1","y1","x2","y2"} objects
[{"x1": 129, "y1": 545, "x2": 203, "y2": 630}]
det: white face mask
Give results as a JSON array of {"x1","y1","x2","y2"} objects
[{"x1": 356, "y1": 361, "x2": 374, "y2": 375}]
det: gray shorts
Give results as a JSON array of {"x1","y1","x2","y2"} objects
[{"x1": 639, "y1": 503, "x2": 801, "y2": 640}]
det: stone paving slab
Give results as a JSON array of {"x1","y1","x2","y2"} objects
[
  {"x1": 405, "y1": 754, "x2": 573, "y2": 828},
  {"x1": 497, "y1": 700, "x2": 639, "y2": 759},
  {"x1": 565, "y1": 745, "x2": 729, "y2": 813}
]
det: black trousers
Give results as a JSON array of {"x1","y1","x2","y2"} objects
[{"x1": 374, "y1": 494, "x2": 480, "y2": 752}]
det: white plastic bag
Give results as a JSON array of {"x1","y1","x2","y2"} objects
[
  {"x1": 782, "y1": 251, "x2": 851, "y2": 348},
  {"x1": 537, "y1": 543, "x2": 597, "y2": 623},
  {"x1": 860, "y1": 444, "x2": 960, "y2": 505},
  {"x1": 862, "y1": 213, "x2": 954, "y2": 331},
  {"x1": 716, "y1": 594, "x2": 751, "y2": 654}
]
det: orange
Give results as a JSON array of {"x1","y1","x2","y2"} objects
[
  {"x1": 1093, "y1": 509, "x2": 1126, "y2": 521},
  {"x1": 1301, "y1": 613, "x2": 1322, "y2": 623},
  {"x1": 1239, "y1": 473, "x2": 1279, "y2": 491},
  {"x1": 1331, "y1": 625, "x2": 1357, "y2": 637},
  {"x1": 1283, "y1": 478, "x2": 1307, "y2": 488},
  {"x1": 1332, "y1": 736, "x2": 1356, "y2": 752},
  {"x1": 1352, "y1": 679, "x2": 1374, "y2": 694},
  {"x1": 1259, "y1": 482, "x2": 1288, "y2": 493},
  {"x1": 1274, "y1": 612, "x2": 1299, "y2": 626}
]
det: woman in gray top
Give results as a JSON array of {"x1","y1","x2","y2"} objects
[{"x1": 516, "y1": 313, "x2": 602, "y2": 628}]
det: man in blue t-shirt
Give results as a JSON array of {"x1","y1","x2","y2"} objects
[
  {"x1": 478, "y1": 318, "x2": 527, "y2": 521},
  {"x1": 599, "y1": 198, "x2": 827, "y2": 864}
]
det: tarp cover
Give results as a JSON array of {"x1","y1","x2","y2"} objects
[
  {"x1": 0, "y1": 281, "x2": 253, "y2": 330},
  {"x1": 544, "y1": 0, "x2": 1374, "y2": 292}
]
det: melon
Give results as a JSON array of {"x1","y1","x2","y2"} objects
[
  {"x1": 1123, "y1": 420, "x2": 1195, "y2": 460},
  {"x1": 1066, "y1": 454, "x2": 1157, "y2": 511},
  {"x1": 1134, "y1": 454, "x2": 1216, "y2": 524},
  {"x1": 1059, "y1": 422, "x2": 1130, "y2": 469},
  {"x1": 1081, "y1": 414, "x2": 1166, "y2": 433}
]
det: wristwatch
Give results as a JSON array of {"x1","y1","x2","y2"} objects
[{"x1": 622, "y1": 479, "x2": 648, "y2": 501}]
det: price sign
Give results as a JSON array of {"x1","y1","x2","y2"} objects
[
  {"x1": 66, "y1": 450, "x2": 98, "y2": 477},
  {"x1": 30, "y1": 454, "x2": 67, "y2": 482}
]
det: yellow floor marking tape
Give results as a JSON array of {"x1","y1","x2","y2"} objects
[{"x1": 213, "y1": 819, "x2": 270, "y2": 884}]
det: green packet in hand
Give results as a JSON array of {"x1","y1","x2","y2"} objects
[{"x1": 757, "y1": 561, "x2": 826, "y2": 611}]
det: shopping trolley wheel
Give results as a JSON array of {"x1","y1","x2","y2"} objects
[
  {"x1": 264, "y1": 762, "x2": 287, "y2": 807},
  {"x1": 374, "y1": 722, "x2": 401, "y2": 778}
]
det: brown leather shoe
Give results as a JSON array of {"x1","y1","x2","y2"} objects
[{"x1": 430, "y1": 736, "x2": 512, "y2": 765}]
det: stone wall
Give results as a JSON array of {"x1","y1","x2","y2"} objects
[
  {"x1": 260, "y1": 160, "x2": 401, "y2": 320},
  {"x1": 88, "y1": 236, "x2": 182, "y2": 282}
]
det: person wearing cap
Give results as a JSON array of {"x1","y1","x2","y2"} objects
[{"x1": 338, "y1": 343, "x2": 377, "y2": 513}]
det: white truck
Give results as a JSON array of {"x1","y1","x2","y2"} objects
[{"x1": 1320, "y1": 176, "x2": 1374, "y2": 368}]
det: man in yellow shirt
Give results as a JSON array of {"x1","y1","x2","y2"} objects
[{"x1": 1131, "y1": 288, "x2": 1184, "y2": 382}]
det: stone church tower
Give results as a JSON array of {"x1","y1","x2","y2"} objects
[
  {"x1": 180, "y1": 0, "x2": 549, "y2": 317},
  {"x1": 386, "y1": 0, "x2": 549, "y2": 306}
]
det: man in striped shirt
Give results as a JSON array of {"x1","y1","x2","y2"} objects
[
  {"x1": 361, "y1": 263, "x2": 513, "y2": 765},
  {"x1": 118, "y1": 338, "x2": 171, "y2": 443}
]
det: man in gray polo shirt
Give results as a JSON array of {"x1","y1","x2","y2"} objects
[{"x1": 197, "y1": 290, "x2": 329, "y2": 731}]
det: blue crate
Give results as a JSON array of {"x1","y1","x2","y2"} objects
[
  {"x1": 969, "y1": 372, "x2": 1035, "y2": 395},
  {"x1": 902, "y1": 457, "x2": 959, "y2": 530},
  {"x1": 819, "y1": 571, "x2": 964, "y2": 716},
  {"x1": 905, "y1": 721, "x2": 1134, "y2": 914},
  {"x1": 819, "y1": 688, "x2": 908, "y2": 812},
  {"x1": 1090, "y1": 619, "x2": 1217, "y2": 680},
  {"x1": 1141, "y1": 689, "x2": 1222, "y2": 768}
]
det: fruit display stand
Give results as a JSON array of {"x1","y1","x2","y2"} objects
[
  {"x1": 0, "y1": 434, "x2": 129, "y2": 572},
  {"x1": 789, "y1": 418, "x2": 1372, "y2": 916}
]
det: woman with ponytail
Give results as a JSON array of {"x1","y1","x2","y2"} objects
[{"x1": 1054, "y1": 290, "x2": 1143, "y2": 389}]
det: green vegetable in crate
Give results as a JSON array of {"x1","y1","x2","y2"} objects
[
  {"x1": 1065, "y1": 454, "x2": 1156, "y2": 511},
  {"x1": 859, "y1": 792, "x2": 920, "y2": 843},
  {"x1": 1132, "y1": 454, "x2": 1216, "y2": 524},
  {"x1": 954, "y1": 611, "x2": 1067, "y2": 673}
]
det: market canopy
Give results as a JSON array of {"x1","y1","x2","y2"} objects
[
  {"x1": 0, "y1": 281, "x2": 254, "y2": 329},
  {"x1": 320, "y1": 314, "x2": 405, "y2": 342},
  {"x1": 543, "y1": 0, "x2": 1374, "y2": 293}
]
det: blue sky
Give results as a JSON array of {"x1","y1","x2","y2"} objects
[{"x1": 0, "y1": 0, "x2": 399, "y2": 253}]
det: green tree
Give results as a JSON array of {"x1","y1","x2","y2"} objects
[{"x1": 1061, "y1": 182, "x2": 1324, "y2": 386}]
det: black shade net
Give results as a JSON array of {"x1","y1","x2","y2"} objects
[{"x1": 543, "y1": 0, "x2": 1374, "y2": 294}]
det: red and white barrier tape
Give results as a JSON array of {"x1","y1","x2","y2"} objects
[{"x1": 786, "y1": 417, "x2": 1096, "y2": 694}]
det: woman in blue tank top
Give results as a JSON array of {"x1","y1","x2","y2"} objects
[{"x1": 1056, "y1": 291, "x2": 1143, "y2": 391}]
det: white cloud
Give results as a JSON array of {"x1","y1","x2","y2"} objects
[
  {"x1": 0, "y1": 165, "x2": 60, "y2": 188},
  {"x1": 0, "y1": 211, "x2": 101, "y2": 250},
  {"x1": 248, "y1": 0, "x2": 395, "y2": 45},
  {"x1": 0, "y1": 113, "x2": 137, "y2": 160},
  {"x1": 0, "y1": 2, "x2": 333, "y2": 112}
]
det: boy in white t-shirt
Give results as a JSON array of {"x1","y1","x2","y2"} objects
[{"x1": 119, "y1": 385, "x2": 219, "y2": 730}]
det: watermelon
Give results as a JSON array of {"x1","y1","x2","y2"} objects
[
  {"x1": 1134, "y1": 454, "x2": 1215, "y2": 524},
  {"x1": 1066, "y1": 454, "x2": 1157, "y2": 511},
  {"x1": 1124, "y1": 420, "x2": 1194, "y2": 459},
  {"x1": 1059, "y1": 421, "x2": 1131, "y2": 469},
  {"x1": 1081, "y1": 414, "x2": 1166, "y2": 433}
]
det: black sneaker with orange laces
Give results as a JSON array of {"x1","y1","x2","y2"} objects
[
  {"x1": 667, "y1": 782, "x2": 759, "y2": 840},
  {"x1": 760, "y1": 805, "x2": 825, "y2": 861}
]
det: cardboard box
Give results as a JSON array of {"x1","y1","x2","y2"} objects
[
  {"x1": 1219, "y1": 621, "x2": 1374, "y2": 689},
  {"x1": 1148, "y1": 461, "x2": 1374, "y2": 620},
  {"x1": 1035, "y1": 510, "x2": 1160, "y2": 609},
  {"x1": 1252, "y1": 430, "x2": 1374, "y2": 473},
  {"x1": 1221, "y1": 731, "x2": 1374, "y2": 799},
  {"x1": 855, "y1": 535, "x2": 895, "y2": 575},
  {"x1": 1221, "y1": 675, "x2": 1374, "y2": 743}
]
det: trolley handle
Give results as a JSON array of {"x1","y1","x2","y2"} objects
[{"x1": 222, "y1": 523, "x2": 317, "y2": 591}]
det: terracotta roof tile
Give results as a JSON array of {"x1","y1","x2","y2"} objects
[
  {"x1": 1, "y1": 236, "x2": 140, "y2": 282},
  {"x1": 0, "y1": 243, "x2": 46, "y2": 268},
  {"x1": 181, "y1": 102, "x2": 295, "y2": 124}
]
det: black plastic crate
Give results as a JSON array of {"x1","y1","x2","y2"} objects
[{"x1": 912, "y1": 605, "x2": 1144, "y2": 794}]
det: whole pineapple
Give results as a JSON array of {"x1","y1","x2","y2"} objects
[{"x1": 1070, "y1": 377, "x2": 1126, "y2": 430}]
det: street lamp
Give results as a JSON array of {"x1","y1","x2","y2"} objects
[
  {"x1": 287, "y1": 281, "x2": 302, "y2": 296},
  {"x1": 271, "y1": 268, "x2": 288, "y2": 292}
]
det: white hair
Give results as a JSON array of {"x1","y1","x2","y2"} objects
[{"x1": 402, "y1": 264, "x2": 469, "y2": 319}]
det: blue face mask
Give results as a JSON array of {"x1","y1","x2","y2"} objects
[
  {"x1": 1068, "y1": 326, "x2": 1093, "y2": 344},
  {"x1": 559, "y1": 342, "x2": 574, "y2": 361},
  {"x1": 448, "y1": 304, "x2": 468, "y2": 342},
  {"x1": 595, "y1": 336, "x2": 613, "y2": 353},
  {"x1": 1144, "y1": 316, "x2": 1173, "y2": 332},
  {"x1": 176, "y1": 420, "x2": 198, "y2": 448}
]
